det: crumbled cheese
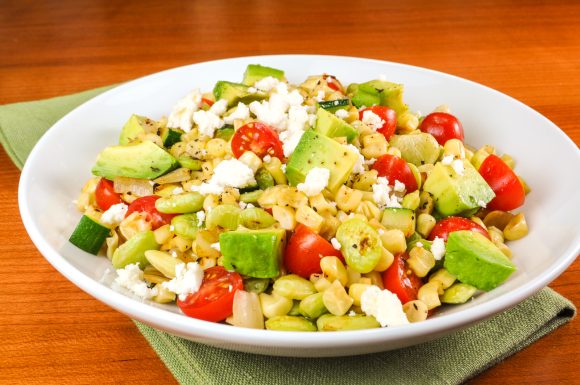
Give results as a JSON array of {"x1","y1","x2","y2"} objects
[
  {"x1": 477, "y1": 200, "x2": 487, "y2": 208},
  {"x1": 297, "y1": 167, "x2": 330, "y2": 196},
  {"x1": 335, "y1": 109, "x2": 349, "y2": 119},
  {"x1": 223, "y1": 102, "x2": 250, "y2": 124},
  {"x1": 192, "y1": 108, "x2": 225, "y2": 138},
  {"x1": 191, "y1": 159, "x2": 256, "y2": 195},
  {"x1": 209, "y1": 99, "x2": 228, "y2": 115},
  {"x1": 393, "y1": 180, "x2": 406, "y2": 193},
  {"x1": 431, "y1": 237, "x2": 446, "y2": 261},
  {"x1": 281, "y1": 164, "x2": 287, "y2": 173},
  {"x1": 100, "y1": 203, "x2": 128, "y2": 226},
  {"x1": 169, "y1": 225, "x2": 175, "y2": 232},
  {"x1": 280, "y1": 129, "x2": 305, "y2": 157},
  {"x1": 210, "y1": 242, "x2": 221, "y2": 252},
  {"x1": 364, "y1": 158, "x2": 377, "y2": 166},
  {"x1": 115, "y1": 263, "x2": 158, "y2": 299},
  {"x1": 361, "y1": 110, "x2": 385, "y2": 131},
  {"x1": 451, "y1": 159, "x2": 465, "y2": 175},
  {"x1": 167, "y1": 89, "x2": 202, "y2": 132},
  {"x1": 162, "y1": 262, "x2": 204, "y2": 301},
  {"x1": 239, "y1": 201, "x2": 255, "y2": 210},
  {"x1": 196, "y1": 211, "x2": 205, "y2": 226},
  {"x1": 416, "y1": 241, "x2": 424, "y2": 248},
  {"x1": 249, "y1": 99, "x2": 287, "y2": 130},
  {"x1": 247, "y1": 87, "x2": 257, "y2": 94},
  {"x1": 441, "y1": 155, "x2": 454, "y2": 166},
  {"x1": 361, "y1": 285, "x2": 409, "y2": 327},
  {"x1": 263, "y1": 154, "x2": 272, "y2": 163},
  {"x1": 254, "y1": 76, "x2": 281, "y2": 92},
  {"x1": 331, "y1": 237, "x2": 342, "y2": 250},
  {"x1": 372, "y1": 177, "x2": 402, "y2": 209},
  {"x1": 345, "y1": 144, "x2": 365, "y2": 174},
  {"x1": 170, "y1": 250, "x2": 178, "y2": 258},
  {"x1": 348, "y1": 310, "x2": 357, "y2": 317},
  {"x1": 315, "y1": 90, "x2": 325, "y2": 102},
  {"x1": 172, "y1": 187, "x2": 184, "y2": 195}
]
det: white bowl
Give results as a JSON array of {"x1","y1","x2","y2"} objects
[{"x1": 19, "y1": 55, "x2": 580, "y2": 357}]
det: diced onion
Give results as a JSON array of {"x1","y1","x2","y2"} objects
[{"x1": 113, "y1": 176, "x2": 154, "y2": 196}]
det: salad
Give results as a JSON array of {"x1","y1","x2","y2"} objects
[{"x1": 70, "y1": 64, "x2": 530, "y2": 331}]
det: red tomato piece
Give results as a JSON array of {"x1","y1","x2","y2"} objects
[
  {"x1": 382, "y1": 253, "x2": 423, "y2": 304},
  {"x1": 201, "y1": 97, "x2": 214, "y2": 107},
  {"x1": 359, "y1": 106, "x2": 397, "y2": 140},
  {"x1": 419, "y1": 112, "x2": 464, "y2": 145},
  {"x1": 177, "y1": 266, "x2": 243, "y2": 322},
  {"x1": 231, "y1": 122, "x2": 284, "y2": 159},
  {"x1": 478, "y1": 154, "x2": 525, "y2": 211},
  {"x1": 372, "y1": 154, "x2": 418, "y2": 193},
  {"x1": 95, "y1": 178, "x2": 123, "y2": 211},
  {"x1": 428, "y1": 216, "x2": 490, "y2": 242},
  {"x1": 125, "y1": 195, "x2": 176, "y2": 230},
  {"x1": 323, "y1": 74, "x2": 343, "y2": 92},
  {"x1": 284, "y1": 224, "x2": 343, "y2": 279}
]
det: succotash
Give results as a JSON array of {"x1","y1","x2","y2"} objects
[{"x1": 69, "y1": 64, "x2": 529, "y2": 331}]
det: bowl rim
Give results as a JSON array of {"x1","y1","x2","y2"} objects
[{"x1": 18, "y1": 54, "x2": 580, "y2": 351}]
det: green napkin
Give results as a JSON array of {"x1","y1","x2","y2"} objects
[{"x1": 1, "y1": 88, "x2": 576, "y2": 385}]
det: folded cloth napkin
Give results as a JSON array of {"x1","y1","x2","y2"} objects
[{"x1": 1, "y1": 87, "x2": 576, "y2": 385}]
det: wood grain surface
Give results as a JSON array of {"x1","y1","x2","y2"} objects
[{"x1": 0, "y1": 0, "x2": 578, "y2": 384}]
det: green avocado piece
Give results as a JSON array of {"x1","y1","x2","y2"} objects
[
  {"x1": 389, "y1": 133, "x2": 441, "y2": 166},
  {"x1": 213, "y1": 81, "x2": 266, "y2": 107},
  {"x1": 423, "y1": 160, "x2": 495, "y2": 216},
  {"x1": 286, "y1": 130, "x2": 357, "y2": 192},
  {"x1": 441, "y1": 282, "x2": 478, "y2": 304},
  {"x1": 362, "y1": 80, "x2": 408, "y2": 117},
  {"x1": 314, "y1": 108, "x2": 358, "y2": 142},
  {"x1": 444, "y1": 231, "x2": 516, "y2": 291},
  {"x1": 242, "y1": 64, "x2": 285, "y2": 86},
  {"x1": 347, "y1": 83, "x2": 381, "y2": 108},
  {"x1": 119, "y1": 114, "x2": 160, "y2": 145},
  {"x1": 92, "y1": 141, "x2": 178, "y2": 180},
  {"x1": 219, "y1": 228, "x2": 286, "y2": 278}
]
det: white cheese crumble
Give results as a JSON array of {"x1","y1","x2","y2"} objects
[
  {"x1": 280, "y1": 164, "x2": 287, "y2": 173},
  {"x1": 262, "y1": 154, "x2": 272, "y2": 163},
  {"x1": 115, "y1": 263, "x2": 158, "y2": 299},
  {"x1": 441, "y1": 155, "x2": 454, "y2": 166},
  {"x1": 361, "y1": 110, "x2": 385, "y2": 131},
  {"x1": 431, "y1": 237, "x2": 446, "y2": 261},
  {"x1": 210, "y1": 242, "x2": 221, "y2": 252},
  {"x1": 297, "y1": 167, "x2": 330, "y2": 196},
  {"x1": 169, "y1": 225, "x2": 175, "y2": 232},
  {"x1": 364, "y1": 158, "x2": 377, "y2": 166},
  {"x1": 372, "y1": 177, "x2": 402, "y2": 209},
  {"x1": 361, "y1": 285, "x2": 409, "y2": 327},
  {"x1": 239, "y1": 201, "x2": 255, "y2": 210},
  {"x1": 335, "y1": 109, "x2": 349, "y2": 119},
  {"x1": 451, "y1": 159, "x2": 465, "y2": 176},
  {"x1": 100, "y1": 203, "x2": 128, "y2": 226},
  {"x1": 196, "y1": 210, "x2": 205, "y2": 226},
  {"x1": 344, "y1": 144, "x2": 365, "y2": 174},
  {"x1": 280, "y1": 129, "x2": 305, "y2": 157},
  {"x1": 416, "y1": 241, "x2": 424, "y2": 248},
  {"x1": 209, "y1": 99, "x2": 228, "y2": 115},
  {"x1": 314, "y1": 90, "x2": 325, "y2": 102},
  {"x1": 223, "y1": 102, "x2": 250, "y2": 124},
  {"x1": 162, "y1": 262, "x2": 204, "y2": 301},
  {"x1": 172, "y1": 187, "x2": 184, "y2": 195},
  {"x1": 330, "y1": 237, "x2": 341, "y2": 250},
  {"x1": 477, "y1": 200, "x2": 487, "y2": 208},
  {"x1": 192, "y1": 108, "x2": 225, "y2": 138},
  {"x1": 191, "y1": 159, "x2": 256, "y2": 195},
  {"x1": 167, "y1": 89, "x2": 202, "y2": 132},
  {"x1": 393, "y1": 180, "x2": 406, "y2": 193},
  {"x1": 254, "y1": 76, "x2": 281, "y2": 92}
]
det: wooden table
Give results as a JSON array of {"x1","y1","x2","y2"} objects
[{"x1": 1, "y1": 1, "x2": 578, "y2": 383}]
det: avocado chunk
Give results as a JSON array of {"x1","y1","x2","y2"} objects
[
  {"x1": 423, "y1": 160, "x2": 495, "y2": 216},
  {"x1": 219, "y1": 228, "x2": 286, "y2": 278},
  {"x1": 314, "y1": 108, "x2": 358, "y2": 143},
  {"x1": 286, "y1": 130, "x2": 358, "y2": 192},
  {"x1": 242, "y1": 64, "x2": 285, "y2": 86},
  {"x1": 441, "y1": 283, "x2": 478, "y2": 304},
  {"x1": 92, "y1": 141, "x2": 178, "y2": 180},
  {"x1": 363, "y1": 80, "x2": 408, "y2": 117},
  {"x1": 347, "y1": 83, "x2": 381, "y2": 108},
  {"x1": 444, "y1": 231, "x2": 516, "y2": 291},
  {"x1": 119, "y1": 115, "x2": 160, "y2": 145},
  {"x1": 159, "y1": 126, "x2": 183, "y2": 148},
  {"x1": 389, "y1": 133, "x2": 441, "y2": 166},
  {"x1": 213, "y1": 81, "x2": 266, "y2": 107}
]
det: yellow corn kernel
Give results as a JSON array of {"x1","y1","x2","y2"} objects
[
  {"x1": 144, "y1": 250, "x2": 182, "y2": 278},
  {"x1": 487, "y1": 226, "x2": 504, "y2": 246},
  {"x1": 238, "y1": 151, "x2": 263, "y2": 173},
  {"x1": 320, "y1": 256, "x2": 348, "y2": 286},
  {"x1": 348, "y1": 283, "x2": 371, "y2": 307},
  {"x1": 198, "y1": 256, "x2": 217, "y2": 270},
  {"x1": 470, "y1": 216, "x2": 487, "y2": 230},
  {"x1": 402, "y1": 190, "x2": 421, "y2": 211},
  {"x1": 497, "y1": 242, "x2": 513, "y2": 258},
  {"x1": 398, "y1": 111, "x2": 419, "y2": 132},
  {"x1": 428, "y1": 268, "x2": 456, "y2": 289},
  {"x1": 346, "y1": 266, "x2": 362, "y2": 287},
  {"x1": 352, "y1": 169, "x2": 379, "y2": 191},
  {"x1": 194, "y1": 230, "x2": 219, "y2": 258},
  {"x1": 407, "y1": 247, "x2": 436, "y2": 278},
  {"x1": 171, "y1": 235, "x2": 193, "y2": 253},
  {"x1": 200, "y1": 161, "x2": 214, "y2": 179},
  {"x1": 119, "y1": 212, "x2": 152, "y2": 240},
  {"x1": 319, "y1": 214, "x2": 341, "y2": 239},
  {"x1": 259, "y1": 292, "x2": 294, "y2": 318},
  {"x1": 355, "y1": 200, "x2": 381, "y2": 221},
  {"x1": 272, "y1": 205, "x2": 296, "y2": 230},
  {"x1": 443, "y1": 138, "x2": 466, "y2": 159},
  {"x1": 105, "y1": 229, "x2": 119, "y2": 261},
  {"x1": 263, "y1": 157, "x2": 287, "y2": 185},
  {"x1": 417, "y1": 191, "x2": 434, "y2": 215},
  {"x1": 295, "y1": 205, "x2": 324, "y2": 232},
  {"x1": 379, "y1": 229, "x2": 407, "y2": 255},
  {"x1": 322, "y1": 280, "x2": 354, "y2": 316},
  {"x1": 154, "y1": 224, "x2": 173, "y2": 245},
  {"x1": 503, "y1": 213, "x2": 528, "y2": 241},
  {"x1": 418, "y1": 281, "x2": 443, "y2": 310},
  {"x1": 358, "y1": 277, "x2": 372, "y2": 285},
  {"x1": 220, "y1": 187, "x2": 240, "y2": 206},
  {"x1": 501, "y1": 153, "x2": 516, "y2": 169},
  {"x1": 403, "y1": 300, "x2": 429, "y2": 323},
  {"x1": 309, "y1": 193, "x2": 338, "y2": 216},
  {"x1": 205, "y1": 138, "x2": 228, "y2": 158},
  {"x1": 313, "y1": 276, "x2": 333, "y2": 292},
  {"x1": 483, "y1": 210, "x2": 514, "y2": 230},
  {"x1": 361, "y1": 133, "x2": 388, "y2": 159},
  {"x1": 152, "y1": 285, "x2": 177, "y2": 304},
  {"x1": 278, "y1": 187, "x2": 308, "y2": 209},
  {"x1": 373, "y1": 247, "x2": 394, "y2": 272},
  {"x1": 416, "y1": 213, "x2": 436, "y2": 238},
  {"x1": 386, "y1": 146, "x2": 402, "y2": 158},
  {"x1": 362, "y1": 271, "x2": 384, "y2": 289},
  {"x1": 203, "y1": 194, "x2": 220, "y2": 212},
  {"x1": 335, "y1": 185, "x2": 363, "y2": 212},
  {"x1": 433, "y1": 104, "x2": 451, "y2": 113}
]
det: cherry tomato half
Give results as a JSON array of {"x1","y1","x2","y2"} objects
[
  {"x1": 382, "y1": 253, "x2": 423, "y2": 304},
  {"x1": 428, "y1": 217, "x2": 490, "y2": 242},
  {"x1": 372, "y1": 154, "x2": 418, "y2": 193},
  {"x1": 478, "y1": 154, "x2": 525, "y2": 211},
  {"x1": 359, "y1": 106, "x2": 397, "y2": 140},
  {"x1": 231, "y1": 122, "x2": 284, "y2": 159},
  {"x1": 323, "y1": 74, "x2": 343, "y2": 92},
  {"x1": 177, "y1": 266, "x2": 243, "y2": 322},
  {"x1": 284, "y1": 224, "x2": 343, "y2": 279},
  {"x1": 419, "y1": 112, "x2": 464, "y2": 145},
  {"x1": 95, "y1": 178, "x2": 123, "y2": 211},
  {"x1": 125, "y1": 195, "x2": 176, "y2": 230}
]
